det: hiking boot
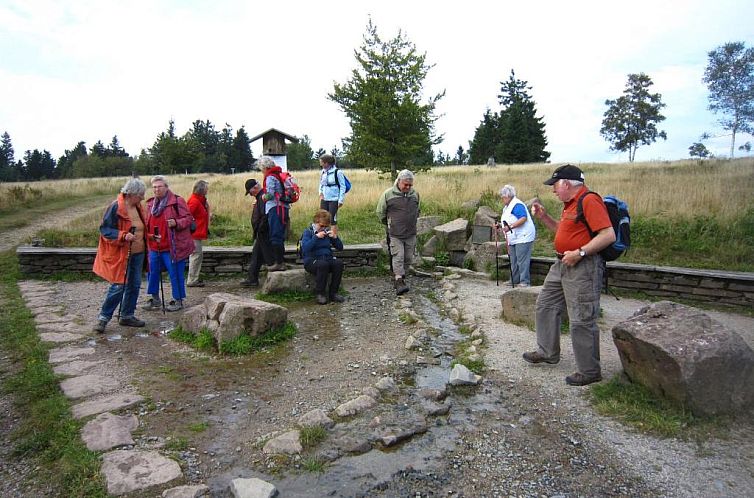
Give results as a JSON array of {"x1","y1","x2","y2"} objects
[
  {"x1": 565, "y1": 372, "x2": 602, "y2": 387},
  {"x1": 93, "y1": 320, "x2": 107, "y2": 333},
  {"x1": 141, "y1": 297, "x2": 161, "y2": 311},
  {"x1": 118, "y1": 317, "x2": 146, "y2": 327},
  {"x1": 186, "y1": 281, "x2": 205, "y2": 287},
  {"x1": 316, "y1": 294, "x2": 328, "y2": 305},
  {"x1": 240, "y1": 279, "x2": 259, "y2": 287},
  {"x1": 394, "y1": 278, "x2": 409, "y2": 296},
  {"x1": 522, "y1": 351, "x2": 560, "y2": 364},
  {"x1": 165, "y1": 300, "x2": 183, "y2": 312},
  {"x1": 329, "y1": 294, "x2": 346, "y2": 303},
  {"x1": 267, "y1": 263, "x2": 286, "y2": 272}
]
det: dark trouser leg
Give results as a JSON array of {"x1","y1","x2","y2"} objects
[
  {"x1": 305, "y1": 260, "x2": 330, "y2": 295},
  {"x1": 328, "y1": 259, "x2": 344, "y2": 297}
]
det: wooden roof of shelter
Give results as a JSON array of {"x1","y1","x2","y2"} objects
[{"x1": 250, "y1": 128, "x2": 299, "y2": 156}]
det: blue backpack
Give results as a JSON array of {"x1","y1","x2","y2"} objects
[
  {"x1": 576, "y1": 192, "x2": 630, "y2": 261},
  {"x1": 332, "y1": 167, "x2": 352, "y2": 194}
]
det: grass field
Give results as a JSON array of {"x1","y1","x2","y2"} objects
[{"x1": 2, "y1": 158, "x2": 753, "y2": 271}]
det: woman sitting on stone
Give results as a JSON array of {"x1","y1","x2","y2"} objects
[{"x1": 300, "y1": 209, "x2": 345, "y2": 305}]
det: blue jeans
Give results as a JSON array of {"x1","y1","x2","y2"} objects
[
  {"x1": 98, "y1": 252, "x2": 145, "y2": 322},
  {"x1": 146, "y1": 251, "x2": 186, "y2": 302},
  {"x1": 267, "y1": 207, "x2": 288, "y2": 247},
  {"x1": 509, "y1": 241, "x2": 533, "y2": 285}
]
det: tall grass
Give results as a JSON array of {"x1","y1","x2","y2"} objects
[{"x1": 4, "y1": 158, "x2": 754, "y2": 270}]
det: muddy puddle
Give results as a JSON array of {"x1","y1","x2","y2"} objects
[{"x1": 74, "y1": 275, "x2": 509, "y2": 496}]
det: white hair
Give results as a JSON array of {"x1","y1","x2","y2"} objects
[
  {"x1": 121, "y1": 178, "x2": 146, "y2": 196},
  {"x1": 150, "y1": 175, "x2": 168, "y2": 187},
  {"x1": 565, "y1": 179, "x2": 583, "y2": 188},
  {"x1": 499, "y1": 184, "x2": 516, "y2": 198},
  {"x1": 395, "y1": 169, "x2": 415, "y2": 184},
  {"x1": 257, "y1": 156, "x2": 276, "y2": 169}
]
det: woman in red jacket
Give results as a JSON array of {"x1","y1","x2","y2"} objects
[
  {"x1": 187, "y1": 179, "x2": 210, "y2": 287},
  {"x1": 92, "y1": 178, "x2": 148, "y2": 333}
]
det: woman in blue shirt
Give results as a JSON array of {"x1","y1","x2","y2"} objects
[{"x1": 301, "y1": 209, "x2": 345, "y2": 304}]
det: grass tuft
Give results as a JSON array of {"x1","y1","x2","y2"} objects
[{"x1": 299, "y1": 425, "x2": 327, "y2": 449}]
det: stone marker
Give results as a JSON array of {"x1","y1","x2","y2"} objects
[
  {"x1": 433, "y1": 218, "x2": 469, "y2": 251},
  {"x1": 500, "y1": 286, "x2": 540, "y2": 329},
  {"x1": 101, "y1": 449, "x2": 182, "y2": 496},
  {"x1": 162, "y1": 484, "x2": 210, "y2": 498},
  {"x1": 60, "y1": 374, "x2": 121, "y2": 399},
  {"x1": 81, "y1": 412, "x2": 139, "y2": 451},
  {"x1": 613, "y1": 301, "x2": 754, "y2": 416},
  {"x1": 229, "y1": 477, "x2": 277, "y2": 498},
  {"x1": 449, "y1": 364, "x2": 481, "y2": 385},
  {"x1": 335, "y1": 395, "x2": 377, "y2": 417},
  {"x1": 71, "y1": 391, "x2": 145, "y2": 419},
  {"x1": 262, "y1": 430, "x2": 302, "y2": 455}
]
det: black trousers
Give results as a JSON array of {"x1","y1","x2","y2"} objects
[
  {"x1": 248, "y1": 230, "x2": 273, "y2": 281},
  {"x1": 304, "y1": 258, "x2": 344, "y2": 296}
]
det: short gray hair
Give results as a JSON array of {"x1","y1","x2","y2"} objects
[
  {"x1": 150, "y1": 175, "x2": 168, "y2": 187},
  {"x1": 257, "y1": 156, "x2": 276, "y2": 170},
  {"x1": 396, "y1": 169, "x2": 414, "y2": 182},
  {"x1": 121, "y1": 178, "x2": 146, "y2": 196},
  {"x1": 499, "y1": 184, "x2": 516, "y2": 198},
  {"x1": 193, "y1": 179, "x2": 209, "y2": 195},
  {"x1": 565, "y1": 179, "x2": 583, "y2": 188}
]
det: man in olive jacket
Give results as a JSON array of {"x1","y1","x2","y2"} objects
[{"x1": 376, "y1": 169, "x2": 420, "y2": 295}]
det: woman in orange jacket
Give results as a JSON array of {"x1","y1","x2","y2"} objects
[
  {"x1": 92, "y1": 178, "x2": 148, "y2": 333},
  {"x1": 186, "y1": 179, "x2": 210, "y2": 287}
]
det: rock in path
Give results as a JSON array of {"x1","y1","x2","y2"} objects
[
  {"x1": 101, "y1": 449, "x2": 182, "y2": 496},
  {"x1": 81, "y1": 412, "x2": 139, "y2": 451}
]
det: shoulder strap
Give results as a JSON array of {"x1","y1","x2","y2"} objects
[{"x1": 576, "y1": 191, "x2": 601, "y2": 237}]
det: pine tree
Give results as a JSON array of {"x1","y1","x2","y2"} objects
[{"x1": 496, "y1": 70, "x2": 550, "y2": 164}]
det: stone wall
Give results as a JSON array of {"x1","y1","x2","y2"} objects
[{"x1": 15, "y1": 246, "x2": 754, "y2": 308}]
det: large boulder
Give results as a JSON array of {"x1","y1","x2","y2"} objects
[
  {"x1": 261, "y1": 268, "x2": 315, "y2": 294},
  {"x1": 433, "y1": 218, "x2": 469, "y2": 251},
  {"x1": 473, "y1": 205, "x2": 499, "y2": 228},
  {"x1": 416, "y1": 215, "x2": 443, "y2": 236},
  {"x1": 420, "y1": 235, "x2": 439, "y2": 257},
  {"x1": 179, "y1": 293, "x2": 288, "y2": 343},
  {"x1": 500, "y1": 286, "x2": 540, "y2": 329},
  {"x1": 612, "y1": 301, "x2": 754, "y2": 417},
  {"x1": 464, "y1": 241, "x2": 506, "y2": 273}
]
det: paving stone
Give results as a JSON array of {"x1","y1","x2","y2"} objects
[
  {"x1": 53, "y1": 359, "x2": 103, "y2": 377},
  {"x1": 230, "y1": 477, "x2": 277, "y2": 498},
  {"x1": 40, "y1": 332, "x2": 85, "y2": 343},
  {"x1": 81, "y1": 412, "x2": 139, "y2": 451},
  {"x1": 37, "y1": 321, "x2": 90, "y2": 335},
  {"x1": 162, "y1": 484, "x2": 210, "y2": 498},
  {"x1": 71, "y1": 391, "x2": 145, "y2": 419},
  {"x1": 48, "y1": 345, "x2": 95, "y2": 364},
  {"x1": 60, "y1": 374, "x2": 121, "y2": 399},
  {"x1": 29, "y1": 305, "x2": 64, "y2": 317},
  {"x1": 32, "y1": 312, "x2": 69, "y2": 324},
  {"x1": 101, "y1": 449, "x2": 182, "y2": 496}
]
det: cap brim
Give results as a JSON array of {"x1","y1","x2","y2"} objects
[{"x1": 543, "y1": 178, "x2": 558, "y2": 185}]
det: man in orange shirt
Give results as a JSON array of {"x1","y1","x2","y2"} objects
[{"x1": 524, "y1": 165, "x2": 616, "y2": 386}]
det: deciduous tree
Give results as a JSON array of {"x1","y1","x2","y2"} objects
[
  {"x1": 703, "y1": 41, "x2": 754, "y2": 158},
  {"x1": 600, "y1": 73, "x2": 667, "y2": 162},
  {"x1": 329, "y1": 19, "x2": 444, "y2": 178}
]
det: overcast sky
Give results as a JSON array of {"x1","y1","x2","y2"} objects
[{"x1": 1, "y1": 0, "x2": 753, "y2": 165}]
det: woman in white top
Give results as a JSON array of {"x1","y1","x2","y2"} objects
[{"x1": 499, "y1": 184, "x2": 536, "y2": 286}]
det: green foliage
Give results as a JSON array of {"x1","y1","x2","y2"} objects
[
  {"x1": 328, "y1": 19, "x2": 444, "y2": 177},
  {"x1": 286, "y1": 135, "x2": 317, "y2": 170},
  {"x1": 169, "y1": 328, "x2": 216, "y2": 352},
  {"x1": 688, "y1": 142, "x2": 711, "y2": 159},
  {"x1": 299, "y1": 426, "x2": 327, "y2": 448},
  {"x1": 590, "y1": 376, "x2": 721, "y2": 438},
  {"x1": 398, "y1": 311, "x2": 418, "y2": 325},
  {"x1": 218, "y1": 321, "x2": 298, "y2": 356},
  {"x1": 256, "y1": 290, "x2": 315, "y2": 304},
  {"x1": 600, "y1": 73, "x2": 667, "y2": 162},
  {"x1": 164, "y1": 436, "x2": 189, "y2": 451},
  {"x1": 188, "y1": 422, "x2": 209, "y2": 433},
  {"x1": 434, "y1": 251, "x2": 450, "y2": 266},
  {"x1": 469, "y1": 70, "x2": 550, "y2": 165},
  {"x1": 302, "y1": 456, "x2": 327, "y2": 473},
  {"x1": 703, "y1": 41, "x2": 754, "y2": 158},
  {"x1": 450, "y1": 357, "x2": 485, "y2": 375}
]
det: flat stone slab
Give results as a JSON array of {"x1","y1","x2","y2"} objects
[
  {"x1": 162, "y1": 484, "x2": 211, "y2": 498},
  {"x1": 48, "y1": 346, "x2": 95, "y2": 364},
  {"x1": 18, "y1": 280, "x2": 54, "y2": 293},
  {"x1": 72, "y1": 391, "x2": 145, "y2": 419},
  {"x1": 30, "y1": 305, "x2": 64, "y2": 317},
  {"x1": 101, "y1": 449, "x2": 182, "y2": 496},
  {"x1": 53, "y1": 359, "x2": 103, "y2": 377},
  {"x1": 230, "y1": 477, "x2": 277, "y2": 498},
  {"x1": 33, "y1": 312, "x2": 69, "y2": 324},
  {"x1": 262, "y1": 430, "x2": 302, "y2": 455},
  {"x1": 24, "y1": 296, "x2": 57, "y2": 307},
  {"x1": 40, "y1": 332, "x2": 86, "y2": 343},
  {"x1": 37, "y1": 321, "x2": 89, "y2": 334},
  {"x1": 60, "y1": 374, "x2": 121, "y2": 399},
  {"x1": 81, "y1": 412, "x2": 139, "y2": 451}
]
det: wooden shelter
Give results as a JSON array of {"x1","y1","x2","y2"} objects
[{"x1": 250, "y1": 128, "x2": 298, "y2": 156}]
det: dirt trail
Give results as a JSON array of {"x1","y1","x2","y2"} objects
[{"x1": 0, "y1": 197, "x2": 108, "y2": 252}]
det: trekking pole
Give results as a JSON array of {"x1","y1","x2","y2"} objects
[
  {"x1": 502, "y1": 221, "x2": 514, "y2": 289},
  {"x1": 385, "y1": 227, "x2": 393, "y2": 278},
  {"x1": 154, "y1": 226, "x2": 166, "y2": 315},
  {"x1": 493, "y1": 223, "x2": 499, "y2": 286},
  {"x1": 169, "y1": 222, "x2": 182, "y2": 308},
  {"x1": 116, "y1": 227, "x2": 136, "y2": 321}
]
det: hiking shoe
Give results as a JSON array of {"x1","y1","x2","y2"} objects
[
  {"x1": 93, "y1": 320, "x2": 107, "y2": 333},
  {"x1": 522, "y1": 351, "x2": 560, "y2": 364},
  {"x1": 565, "y1": 372, "x2": 602, "y2": 386},
  {"x1": 118, "y1": 317, "x2": 146, "y2": 327},
  {"x1": 141, "y1": 297, "x2": 161, "y2": 311},
  {"x1": 186, "y1": 281, "x2": 205, "y2": 287},
  {"x1": 394, "y1": 278, "x2": 409, "y2": 296},
  {"x1": 165, "y1": 300, "x2": 183, "y2": 312},
  {"x1": 316, "y1": 294, "x2": 328, "y2": 305},
  {"x1": 329, "y1": 294, "x2": 346, "y2": 303},
  {"x1": 240, "y1": 279, "x2": 259, "y2": 288}
]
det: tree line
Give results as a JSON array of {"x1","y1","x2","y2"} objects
[{"x1": 1, "y1": 29, "x2": 752, "y2": 182}]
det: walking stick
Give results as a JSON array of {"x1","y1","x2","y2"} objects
[
  {"x1": 493, "y1": 223, "x2": 499, "y2": 286},
  {"x1": 385, "y1": 227, "x2": 393, "y2": 278},
  {"x1": 502, "y1": 221, "x2": 514, "y2": 289},
  {"x1": 154, "y1": 226, "x2": 166, "y2": 314},
  {"x1": 117, "y1": 227, "x2": 136, "y2": 321}
]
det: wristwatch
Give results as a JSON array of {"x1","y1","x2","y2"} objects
[{"x1": 578, "y1": 248, "x2": 587, "y2": 258}]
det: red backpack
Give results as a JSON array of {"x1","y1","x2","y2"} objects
[{"x1": 267, "y1": 171, "x2": 300, "y2": 204}]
